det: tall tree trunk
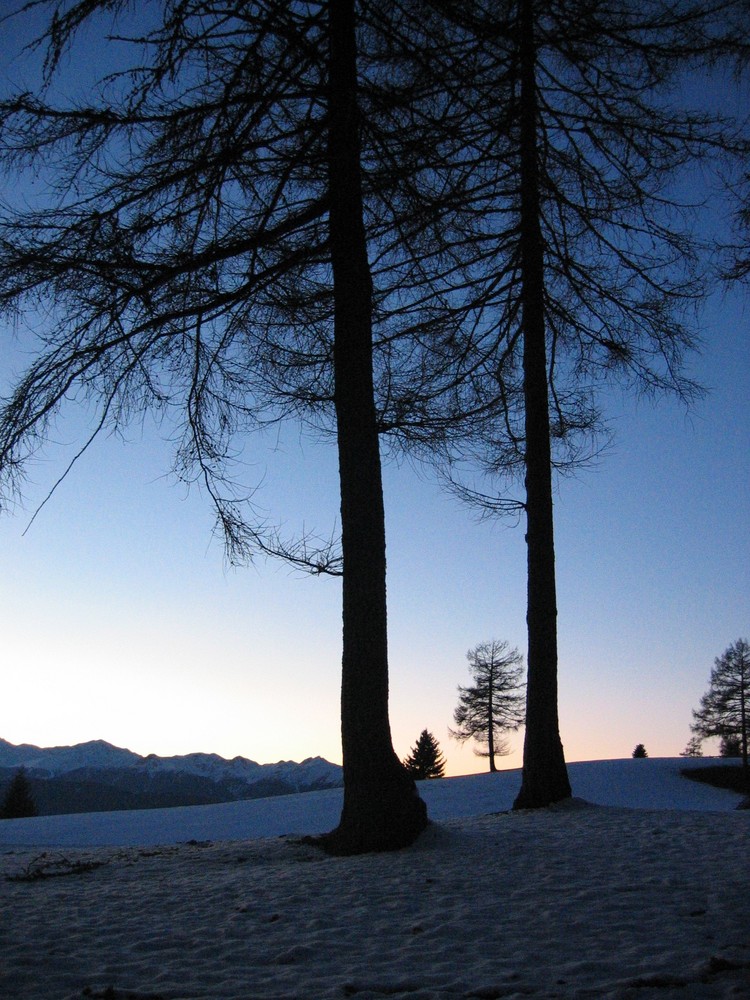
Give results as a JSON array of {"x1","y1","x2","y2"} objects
[
  {"x1": 320, "y1": 0, "x2": 427, "y2": 853},
  {"x1": 740, "y1": 671, "x2": 748, "y2": 778},
  {"x1": 512, "y1": 0, "x2": 572, "y2": 809},
  {"x1": 487, "y1": 664, "x2": 497, "y2": 772}
]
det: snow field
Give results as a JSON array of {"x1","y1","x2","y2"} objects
[{"x1": 0, "y1": 759, "x2": 748, "y2": 999}]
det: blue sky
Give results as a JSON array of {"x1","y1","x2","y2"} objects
[
  {"x1": 1, "y1": 280, "x2": 747, "y2": 776},
  {"x1": 0, "y1": 4, "x2": 748, "y2": 778}
]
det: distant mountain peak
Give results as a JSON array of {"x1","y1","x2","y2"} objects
[
  {"x1": 0, "y1": 738, "x2": 341, "y2": 791},
  {"x1": 0, "y1": 737, "x2": 342, "y2": 816}
]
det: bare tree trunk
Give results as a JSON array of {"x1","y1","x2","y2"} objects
[
  {"x1": 320, "y1": 0, "x2": 427, "y2": 853},
  {"x1": 512, "y1": 0, "x2": 571, "y2": 810},
  {"x1": 487, "y1": 664, "x2": 497, "y2": 772},
  {"x1": 740, "y1": 678, "x2": 748, "y2": 778}
]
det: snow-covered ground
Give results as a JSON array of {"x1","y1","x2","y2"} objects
[{"x1": 1, "y1": 758, "x2": 748, "y2": 999}]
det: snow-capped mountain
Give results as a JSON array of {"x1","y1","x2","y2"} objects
[
  {"x1": 0, "y1": 738, "x2": 342, "y2": 816},
  {"x1": 0, "y1": 738, "x2": 142, "y2": 775}
]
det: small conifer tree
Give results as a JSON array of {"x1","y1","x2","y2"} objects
[
  {"x1": 403, "y1": 730, "x2": 446, "y2": 780},
  {"x1": 680, "y1": 736, "x2": 703, "y2": 758},
  {"x1": 1, "y1": 767, "x2": 38, "y2": 819},
  {"x1": 632, "y1": 744, "x2": 648, "y2": 759}
]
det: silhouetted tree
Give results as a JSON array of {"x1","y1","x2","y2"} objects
[
  {"x1": 691, "y1": 639, "x2": 749, "y2": 776},
  {"x1": 0, "y1": 0, "x2": 444, "y2": 854},
  {"x1": 428, "y1": 0, "x2": 743, "y2": 810},
  {"x1": 720, "y1": 734, "x2": 743, "y2": 758},
  {"x1": 403, "y1": 730, "x2": 446, "y2": 780},
  {"x1": 450, "y1": 640, "x2": 525, "y2": 772},
  {"x1": 725, "y1": 34, "x2": 750, "y2": 284},
  {"x1": 1, "y1": 767, "x2": 37, "y2": 819},
  {"x1": 319, "y1": 0, "x2": 426, "y2": 852},
  {"x1": 632, "y1": 744, "x2": 648, "y2": 759},
  {"x1": 727, "y1": 173, "x2": 750, "y2": 282},
  {"x1": 680, "y1": 736, "x2": 703, "y2": 758}
]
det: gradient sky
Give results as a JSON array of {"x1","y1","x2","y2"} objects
[
  {"x1": 2, "y1": 281, "x2": 747, "y2": 777},
  {"x1": 1, "y1": 6, "x2": 748, "y2": 779}
]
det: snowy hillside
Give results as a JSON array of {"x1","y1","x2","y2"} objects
[
  {"x1": 0, "y1": 755, "x2": 744, "y2": 848},
  {"x1": 1, "y1": 757, "x2": 748, "y2": 1000}
]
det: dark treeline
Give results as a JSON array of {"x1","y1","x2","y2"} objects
[
  {"x1": 0, "y1": 767, "x2": 339, "y2": 816},
  {"x1": 0, "y1": 0, "x2": 747, "y2": 852}
]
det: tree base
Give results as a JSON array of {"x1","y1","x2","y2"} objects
[
  {"x1": 512, "y1": 786, "x2": 571, "y2": 810},
  {"x1": 306, "y1": 776, "x2": 428, "y2": 856},
  {"x1": 512, "y1": 761, "x2": 572, "y2": 810}
]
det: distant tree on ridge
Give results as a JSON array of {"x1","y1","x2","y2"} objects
[
  {"x1": 632, "y1": 744, "x2": 648, "y2": 759},
  {"x1": 450, "y1": 640, "x2": 525, "y2": 773},
  {"x1": 680, "y1": 736, "x2": 703, "y2": 758},
  {"x1": 403, "y1": 730, "x2": 446, "y2": 780},
  {"x1": 691, "y1": 638, "x2": 749, "y2": 777},
  {"x1": 1, "y1": 767, "x2": 37, "y2": 819}
]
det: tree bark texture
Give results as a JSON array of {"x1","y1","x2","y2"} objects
[
  {"x1": 321, "y1": 0, "x2": 427, "y2": 853},
  {"x1": 512, "y1": 0, "x2": 572, "y2": 809},
  {"x1": 740, "y1": 666, "x2": 748, "y2": 777}
]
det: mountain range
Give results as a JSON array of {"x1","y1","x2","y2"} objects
[{"x1": 0, "y1": 738, "x2": 342, "y2": 816}]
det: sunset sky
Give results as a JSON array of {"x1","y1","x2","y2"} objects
[
  {"x1": 0, "y1": 4, "x2": 748, "y2": 780},
  {"x1": 2, "y1": 284, "x2": 747, "y2": 777}
]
